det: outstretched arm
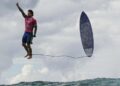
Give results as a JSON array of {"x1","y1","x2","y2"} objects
[{"x1": 16, "y1": 2, "x2": 27, "y2": 18}]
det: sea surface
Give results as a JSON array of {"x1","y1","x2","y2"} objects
[{"x1": 1, "y1": 78, "x2": 120, "y2": 86}]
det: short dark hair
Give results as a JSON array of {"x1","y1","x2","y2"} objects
[{"x1": 28, "y1": 9, "x2": 34, "y2": 16}]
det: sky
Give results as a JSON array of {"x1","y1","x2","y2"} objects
[{"x1": 0, "y1": 0, "x2": 120, "y2": 85}]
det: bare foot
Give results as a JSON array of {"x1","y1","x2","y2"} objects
[{"x1": 27, "y1": 54, "x2": 32, "y2": 59}]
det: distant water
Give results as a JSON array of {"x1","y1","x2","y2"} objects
[{"x1": 1, "y1": 78, "x2": 120, "y2": 86}]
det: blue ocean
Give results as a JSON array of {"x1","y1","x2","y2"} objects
[{"x1": 1, "y1": 78, "x2": 120, "y2": 86}]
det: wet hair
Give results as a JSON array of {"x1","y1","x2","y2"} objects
[{"x1": 28, "y1": 9, "x2": 34, "y2": 16}]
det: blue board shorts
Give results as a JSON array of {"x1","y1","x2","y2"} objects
[{"x1": 22, "y1": 32, "x2": 33, "y2": 44}]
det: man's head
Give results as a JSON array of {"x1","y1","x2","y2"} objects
[{"x1": 28, "y1": 9, "x2": 34, "y2": 17}]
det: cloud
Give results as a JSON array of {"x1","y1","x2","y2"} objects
[
  {"x1": 1, "y1": 0, "x2": 120, "y2": 85},
  {"x1": 35, "y1": 0, "x2": 112, "y2": 23},
  {"x1": 0, "y1": 0, "x2": 39, "y2": 16},
  {"x1": 9, "y1": 64, "x2": 49, "y2": 84},
  {"x1": 9, "y1": 64, "x2": 33, "y2": 84}
]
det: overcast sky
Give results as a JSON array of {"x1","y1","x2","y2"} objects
[{"x1": 0, "y1": 0, "x2": 120, "y2": 85}]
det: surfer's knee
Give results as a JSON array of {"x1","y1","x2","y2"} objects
[{"x1": 27, "y1": 44, "x2": 31, "y2": 49}]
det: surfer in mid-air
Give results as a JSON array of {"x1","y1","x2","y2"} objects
[{"x1": 16, "y1": 2, "x2": 37, "y2": 59}]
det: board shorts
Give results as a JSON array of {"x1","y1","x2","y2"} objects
[{"x1": 22, "y1": 32, "x2": 33, "y2": 44}]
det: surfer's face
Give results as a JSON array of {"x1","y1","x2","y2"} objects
[{"x1": 28, "y1": 11, "x2": 33, "y2": 17}]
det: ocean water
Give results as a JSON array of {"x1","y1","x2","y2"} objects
[{"x1": 1, "y1": 78, "x2": 120, "y2": 86}]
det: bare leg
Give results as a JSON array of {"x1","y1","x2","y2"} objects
[
  {"x1": 27, "y1": 44, "x2": 32, "y2": 59},
  {"x1": 22, "y1": 43, "x2": 29, "y2": 57}
]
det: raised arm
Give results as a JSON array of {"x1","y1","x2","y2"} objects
[{"x1": 16, "y1": 2, "x2": 27, "y2": 18}]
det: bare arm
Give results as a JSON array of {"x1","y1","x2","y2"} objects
[
  {"x1": 33, "y1": 24, "x2": 37, "y2": 37},
  {"x1": 16, "y1": 2, "x2": 27, "y2": 18}
]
